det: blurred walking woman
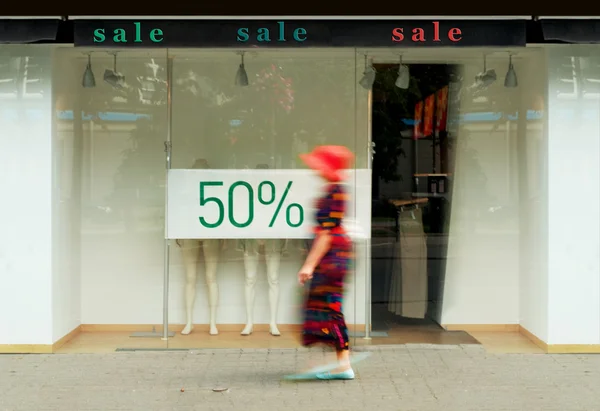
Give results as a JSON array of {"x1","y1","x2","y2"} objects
[{"x1": 297, "y1": 145, "x2": 355, "y2": 380}]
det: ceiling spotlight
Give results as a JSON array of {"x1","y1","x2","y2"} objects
[
  {"x1": 82, "y1": 53, "x2": 95, "y2": 88},
  {"x1": 359, "y1": 55, "x2": 376, "y2": 90},
  {"x1": 104, "y1": 52, "x2": 125, "y2": 89},
  {"x1": 504, "y1": 54, "x2": 518, "y2": 88},
  {"x1": 235, "y1": 52, "x2": 249, "y2": 87},
  {"x1": 474, "y1": 54, "x2": 496, "y2": 89},
  {"x1": 395, "y1": 54, "x2": 409, "y2": 89}
]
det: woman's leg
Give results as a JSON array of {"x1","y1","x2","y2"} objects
[
  {"x1": 332, "y1": 323, "x2": 351, "y2": 372},
  {"x1": 336, "y1": 349, "x2": 351, "y2": 370}
]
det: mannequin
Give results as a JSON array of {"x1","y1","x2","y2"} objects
[
  {"x1": 178, "y1": 158, "x2": 222, "y2": 335},
  {"x1": 178, "y1": 238, "x2": 221, "y2": 335},
  {"x1": 239, "y1": 164, "x2": 286, "y2": 336},
  {"x1": 240, "y1": 237, "x2": 286, "y2": 336}
]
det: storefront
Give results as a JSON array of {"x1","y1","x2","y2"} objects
[{"x1": 1, "y1": 17, "x2": 598, "y2": 354}]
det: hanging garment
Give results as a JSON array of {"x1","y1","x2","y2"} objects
[{"x1": 388, "y1": 207, "x2": 428, "y2": 319}]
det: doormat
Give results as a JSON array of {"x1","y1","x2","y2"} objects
[{"x1": 349, "y1": 331, "x2": 389, "y2": 338}]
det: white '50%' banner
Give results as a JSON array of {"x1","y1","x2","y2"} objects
[{"x1": 166, "y1": 169, "x2": 371, "y2": 240}]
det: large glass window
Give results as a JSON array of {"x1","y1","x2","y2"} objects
[
  {"x1": 50, "y1": 45, "x2": 550, "y2": 352},
  {"x1": 53, "y1": 48, "x2": 170, "y2": 350},
  {"x1": 166, "y1": 49, "x2": 364, "y2": 348}
]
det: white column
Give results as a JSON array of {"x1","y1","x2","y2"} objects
[
  {"x1": 545, "y1": 47, "x2": 600, "y2": 345},
  {"x1": 0, "y1": 47, "x2": 81, "y2": 350},
  {"x1": 0, "y1": 49, "x2": 53, "y2": 347}
]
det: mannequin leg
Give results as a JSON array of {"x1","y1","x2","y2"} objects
[
  {"x1": 181, "y1": 240, "x2": 200, "y2": 335},
  {"x1": 203, "y1": 239, "x2": 221, "y2": 335},
  {"x1": 265, "y1": 248, "x2": 281, "y2": 336},
  {"x1": 241, "y1": 251, "x2": 259, "y2": 335}
]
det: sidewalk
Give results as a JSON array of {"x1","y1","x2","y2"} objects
[{"x1": 2, "y1": 344, "x2": 599, "y2": 411}]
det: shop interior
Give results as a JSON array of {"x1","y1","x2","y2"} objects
[
  {"x1": 364, "y1": 48, "x2": 545, "y2": 349},
  {"x1": 369, "y1": 61, "x2": 458, "y2": 335},
  {"x1": 50, "y1": 47, "x2": 546, "y2": 353}
]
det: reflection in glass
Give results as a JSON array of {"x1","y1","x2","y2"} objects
[
  {"x1": 168, "y1": 50, "x2": 361, "y2": 345},
  {"x1": 369, "y1": 49, "x2": 546, "y2": 344},
  {"x1": 54, "y1": 49, "x2": 169, "y2": 348}
]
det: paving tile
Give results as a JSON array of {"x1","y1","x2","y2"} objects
[{"x1": 1, "y1": 346, "x2": 600, "y2": 410}]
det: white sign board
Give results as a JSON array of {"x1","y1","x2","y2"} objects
[{"x1": 166, "y1": 169, "x2": 371, "y2": 240}]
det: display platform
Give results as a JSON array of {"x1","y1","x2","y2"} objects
[{"x1": 50, "y1": 323, "x2": 524, "y2": 354}]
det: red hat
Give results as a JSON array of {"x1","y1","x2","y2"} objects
[{"x1": 299, "y1": 145, "x2": 354, "y2": 182}]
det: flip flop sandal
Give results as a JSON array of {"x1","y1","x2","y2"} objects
[
  {"x1": 283, "y1": 351, "x2": 372, "y2": 381},
  {"x1": 315, "y1": 368, "x2": 355, "y2": 380}
]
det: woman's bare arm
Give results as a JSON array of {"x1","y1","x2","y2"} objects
[{"x1": 300, "y1": 231, "x2": 332, "y2": 273}]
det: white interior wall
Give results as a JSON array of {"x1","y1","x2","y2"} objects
[
  {"x1": 67, "y1": 51, "x2": 169, "y2": 326},
  {"x1": 52, "y1": 50, "x2": 82, "y2": 343},
  {"x1": 442, "y1": 52, "x2": 544, "y2": 326},
  {"x1": 517, "y1": 52, "x2": 549, "y2": 342}
]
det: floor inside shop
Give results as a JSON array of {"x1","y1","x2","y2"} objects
[{"x1": 55, "y1": 326, "x2": 542, "y2": 354}]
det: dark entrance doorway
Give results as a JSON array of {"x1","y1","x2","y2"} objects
[{"x1": 369, "y1": 62, "x2": 459, "y2": 339}]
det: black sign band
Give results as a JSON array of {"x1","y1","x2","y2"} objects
[
  {"x1": 73, "y1": 20, "x2": 527, "y2": 48},
  {"x1": 0, "y1": 19, "x2": 60, "y2": 44}
]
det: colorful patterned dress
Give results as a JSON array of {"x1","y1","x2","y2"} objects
[{"x1": 301, "y1": 183, "x2": 353, "y2": 351}]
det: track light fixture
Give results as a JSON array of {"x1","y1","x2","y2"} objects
[
  {"x1": 359, "y1": 54, "x2": 376, "y2": 90},
  {"x1": 504, "y1": 54, "x2": 518, "y2": 88},
  {"x1": 395, "y1": 54, "x2": 410, "y2": 89},
  {"x1": 235, "y1": 51, "x2": 249, "y2": 87},
  {"x1": 104, "y1": 52, "x2": 125, "y2": 89},
  {"x1": 82, "y1": 53, "x2": 96, "y2": 88},
  {"x1": 474, "y1": 53, "x2": 496, "y2": 89}
]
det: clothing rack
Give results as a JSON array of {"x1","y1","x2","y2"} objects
[{"x1": 389, "y1": 198, "x2": 429, "y2": 240}]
